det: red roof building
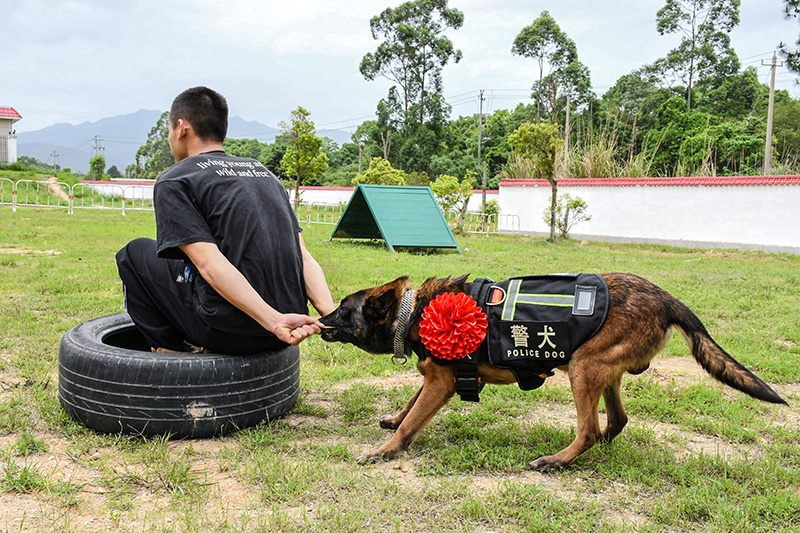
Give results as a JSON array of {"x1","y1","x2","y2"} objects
[
  {"x1": 0, "y1": 107, "x2": 22, "y2": 120},
  {"x1": 1, "y1": 106, "x2": 22, "y2": 163}
]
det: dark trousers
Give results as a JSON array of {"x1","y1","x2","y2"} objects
[{"x1": 115, "y1": 238, "x2": 286, "y2": 355}]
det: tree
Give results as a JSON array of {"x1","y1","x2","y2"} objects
[
  {"x1": 507, "y1": 122, "x2": 563, "y2": 242},
  {"x1": 543, "y1": 193, "x2": 591, "y2": 239},
  {"x1": 360, "y1": 0, "x2": 464, "y2": 134},
  {"x1": 781, "y1": 0, "x2": 800, "y2": 72},
  {"x1": 279, "y1": 107, "x2": 329, "y2": 211},
  {"x1": 352, "y1": 157, "x2": 407, "y2": 186},
  {"x1": 261, "y1": 135, "x2": 291, "y2": 181},
  {"x1": 132, "y1": 111, "x2": 173, "y2": 180},
  {"x1": 17, "y1": 155, "x2": 51, "y2": 170},
  {"x1": 696, "y1": 66, "x2": 763, "y2": 120},
  {"x1": 533, "y1": 59, "x2": 594, "y2": 125},
  {"x1": 107, "y1": 165, "x2": 122, "y2": 179},
  {"x1": 224, "y1": 138, "x2": 268, "y2": 160},
  {"x1": 653, "y1": 0, "x2": 741, "y2": 109},
  {"x1": 512, "y1": 11, "x2": 577, "y2": 121},
  {"x1": 430, "y1": 172, "x2": 475, "y2": 233},
  {"x1": 88, "y1": 155, "x2": 108, "y2": 181},
  {"x1": 772, "y1": 92, "x2": 800, "y2": 159}
]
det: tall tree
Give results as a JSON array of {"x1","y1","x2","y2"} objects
[
  {"x1": 132, "y1": 111, "x2": 173, "y2": 180},
  {"x1": 507, "y1": 122, "x2": 563, "y2": 242},
  {"x1": 351, "y1": 156, "x2": 407, "y2": 185},
  {"x1": 533, "y1": 60, "x2": 594, "y2": 125},
  {"x1": 653, "y1": 0, "x2": 741, "y2": 109},
  {"x1": 512, "y1": 11, "x2": 578, "y2": 121},
  {"x1": 279, "y1": 107, "x2": 329, "y2": 210},
  {"x1": 360, "y1": 0, "x2": 464, "y2": 134},
  {"x1": 781, "y1": 0, "x2": 800, "y2": 72},
  {"x1": 88, "y1": 154, "x2": 107, "y2": 181}
]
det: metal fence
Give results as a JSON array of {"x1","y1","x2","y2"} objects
[
  {"x1": 0, "y1": 178, "x2": 14, "y2": 207},
  {"x1": 0, "y1": 180, "x2": 155, "y2": 215},
  {"x1": 444, "y1": 210, "x2": 521, "y2": 234},
  {"x1": 2, "y1": 180, "x2": 515, "y2": 235},
  {"x1": 298, "y1": 202, "x2": 345, "y2": 226},
  {"x1": 14, "y1": 179, "x2": 72, "y2": 212}
]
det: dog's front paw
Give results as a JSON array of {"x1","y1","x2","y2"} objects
[
  {"x1": 530, "y1": 455, "x2": 566, "y2": 473},
  {"x1": 379, "y1": 415, "x2": 401, "y2": 430},
  {"x1": 357, "y1": 450, "x2": 388, "y2": 465}
]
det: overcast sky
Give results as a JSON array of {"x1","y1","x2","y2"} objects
[{"x1": 5, "y1": 0, "x2": 800, "y2": 136}]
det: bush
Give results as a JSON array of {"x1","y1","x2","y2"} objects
[{"x1": 543, "y1": 194, "x2": 591, "y2": 239}]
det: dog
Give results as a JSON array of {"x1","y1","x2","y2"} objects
[{"x1": 319, "y1": 273, "x2": 786, "y2": 472}]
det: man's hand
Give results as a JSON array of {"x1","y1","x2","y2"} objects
[
  {"x1": 180, "y1": 242, "x2": 324, "y2": 345},
  {"x1": 272, "y1": 313, "x2": 323, "y2": 345}
]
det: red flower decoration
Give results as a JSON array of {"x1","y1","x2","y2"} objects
[{"x1": 419, "y1": 292, "x2": 488, "y2": 360}]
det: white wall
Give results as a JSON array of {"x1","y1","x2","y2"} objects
[
  {"x1": 499, "y1": 179, "x2": 800, "y2": 253},
  {"x1": 81, "y1": 179, "x2": 800, "y2": 253}
]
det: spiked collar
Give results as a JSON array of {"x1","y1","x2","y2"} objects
[{"x1": 392, "y1": 289, "x2": 416, "y2": 364}]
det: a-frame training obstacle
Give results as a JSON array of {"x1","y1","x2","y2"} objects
[{"x1": 330, "y1": 184, "x2": 462, "y2": 254}]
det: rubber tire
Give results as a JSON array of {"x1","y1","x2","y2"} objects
[{"x1": 58, "y1": 313, "x2": 299, "y2": 438}]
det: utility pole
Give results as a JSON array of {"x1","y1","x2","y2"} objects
[
  {"x1": 92, "y1": 135, "x2": 105, "y2": 158},
  {"x1": 564, "y1": 91, "x2": 571, "y2": 162},
  {"x1": 50, "y1": 151, "x2": 59, "y2": 171},
  {"x1": 478, "y1": 90, "x2": 487, "y2": 219},
  {"x1": 763, "y1": 52, "x2": 783, "y2": 175}
]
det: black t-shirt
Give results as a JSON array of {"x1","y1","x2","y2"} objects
[{"x1": 154, "y1": 151, "x2": 307, "y2": 336}]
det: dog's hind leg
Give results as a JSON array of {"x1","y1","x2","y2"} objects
[
  {"x1": 600, "y1": 375, "x2": 628, "y2": 443},
  {"x1": 530, "y1": 361, "x2": 606, "y2": 472},
  {"x1": 379, "y1": 385, "x2": 422, "y2": 430},
  {"x1": 359, "y1": 360, "x2": 455, "y2": 464}
]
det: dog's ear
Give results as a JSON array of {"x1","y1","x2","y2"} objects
[{"x1": 363, "y1": 288, "x2": 398, "y2": 324}]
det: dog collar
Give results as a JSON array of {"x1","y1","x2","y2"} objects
[{"x1": 392, "y1": 289, "x2": 416, "y2": 364}]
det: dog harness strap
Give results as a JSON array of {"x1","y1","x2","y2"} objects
[
  {"x1": 453, "y1": 279, "x2": 493, "y2": 402},
  {"x1": 393, "y1": 289, "x2": 416, "y2": 364}
]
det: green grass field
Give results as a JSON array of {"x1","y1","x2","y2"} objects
[{"x1": 1, "y1": 207, "x2": 798, "y2": 532}]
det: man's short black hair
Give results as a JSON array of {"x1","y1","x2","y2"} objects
[{"x1": 170, "y1": 87, "x2": 228, "y2": 143}]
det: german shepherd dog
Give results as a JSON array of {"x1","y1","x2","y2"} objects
[{"x1": 319, "y1": 273, "x2": 786, "y2": 472}]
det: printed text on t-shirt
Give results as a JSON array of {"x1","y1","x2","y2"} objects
[{"x1": 195, "y1": 159, "x2": 273, "y2": 178}]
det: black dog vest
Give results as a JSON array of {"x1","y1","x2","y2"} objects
[{"x1": 417, "y1": 274, "x2": 609, "y2": 401}]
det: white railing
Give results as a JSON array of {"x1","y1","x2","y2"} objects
[
  {"x1": 1, "y1": 180, "x2": 155, "y2": 215},
  {"x1": 14, "y1": 179, "x2": 72, "y2": 213},
  {"x1": 298, "y1": 202, "x2": 345, "y2": 226},
  {"x1": 445, "y1": 211, "x2": 521, "y2": 234},
  {"x1": 0, "y1": 178, "x2": 14, "y2": 208}
]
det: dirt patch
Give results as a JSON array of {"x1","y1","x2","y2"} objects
[
  {"x1": 0, "y1": 370, "x2": 27, "y2": 403},
  {"x1": 0, "y1": 247, "x2": 62, "y2": 256},
  {"x1": 333, "y1": 371, "x2": 422, "y2": 391}
]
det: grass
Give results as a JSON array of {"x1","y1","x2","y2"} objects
[{"x1": 0, "y1": 206, "x2": 798, "y2": 532}]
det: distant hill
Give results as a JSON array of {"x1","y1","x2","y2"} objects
[{"x1": 17, "y1": 110, "x2": 351, "y2": 173}]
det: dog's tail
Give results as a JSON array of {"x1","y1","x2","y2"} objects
[{"x1": 669, "y1": 300, "x2": 787, "y2": 405}]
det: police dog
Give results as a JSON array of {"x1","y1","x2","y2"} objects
[{"x1": 319, "y1": 273, "x2": 786, "y2": 472}]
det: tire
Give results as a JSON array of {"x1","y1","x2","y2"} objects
[{"x1": 58, "y1": 313, "x2": 299, "y2": 438}]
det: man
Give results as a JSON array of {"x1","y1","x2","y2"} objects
[{"x1": 116, "y1": 86, "x2": 334, "y2": 354}]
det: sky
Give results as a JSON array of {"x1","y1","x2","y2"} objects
[{"x1": 5, "y1": 0, "x2": 800, "y2": 138}]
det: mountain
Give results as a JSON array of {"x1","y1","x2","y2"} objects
[{"x1": 17, "y1": 110, "x2": 351, "y2": 173}]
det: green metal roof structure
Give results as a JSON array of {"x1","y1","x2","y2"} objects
[{"x1": 330, "y1": 184, "x2": 462, "y2": 254}]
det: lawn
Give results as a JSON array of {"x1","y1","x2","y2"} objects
[{"x1": 1, "y1": 207, "x2": 799, "y2": 532}]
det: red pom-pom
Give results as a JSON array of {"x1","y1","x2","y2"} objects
[{"x1": 419, "y1": 292, "x2": 487, "y2": 360}]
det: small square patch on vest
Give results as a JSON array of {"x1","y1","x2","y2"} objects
[
  {"x1": 573, "y1": 285, "x2": 597, "y2": 316},
  {"x1": 498, "y1": 321, "x2": 570, "y2": 362}
]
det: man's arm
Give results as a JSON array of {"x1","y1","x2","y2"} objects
[
  {"x1": 298, "y1": 233, "x2": 335, "y2": 317},
  {"x1": 179, "y1": 241, "x2": 321, "y2": 345}
]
